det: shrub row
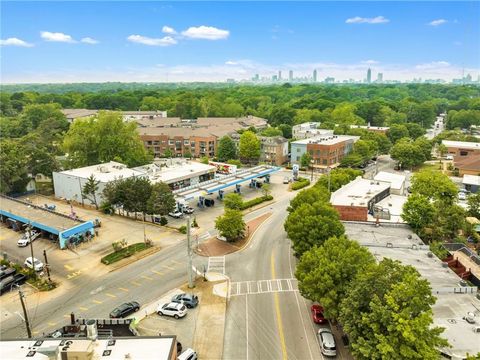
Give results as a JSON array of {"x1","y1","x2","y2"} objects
[
  {"x1": 240, "y1": 195, "x2": 274, "y2": 210},
  {"x1": 291, "y1": 177, "x2": 310, "y2": 190},
  {"x1": 101, "y1": 242, "x2": 151, "y2": 265}
]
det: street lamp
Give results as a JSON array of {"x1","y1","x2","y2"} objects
[
  {"x1": 327, "y1": 166, "x2": 331, "y2": 193},
  {"x1": 310, "y1": 159, "x2": 315, "y2": 181}
]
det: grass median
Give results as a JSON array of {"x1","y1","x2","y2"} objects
[{"x1": 101, "y1": 242, "x2": 152, "y2": 265}]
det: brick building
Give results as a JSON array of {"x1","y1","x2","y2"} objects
[
  {"x1": 330, "y1": 177, "x2": 391, "y2": 221},
  {"x1": 291, "y1": 135, "x2": 359, "y2": 168}
]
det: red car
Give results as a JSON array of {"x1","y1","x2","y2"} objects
[{"x1": 311, "y1": 304, "x2": 327, "y2": 324}]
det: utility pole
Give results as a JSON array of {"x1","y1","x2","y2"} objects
[
  {"x1": 43, "y1": 250, "x2": 51, "y2": 283},
  {"x1": 186, "y1": 216, "x2": 194, "y2": 289},
  {"x1": 18, "y1": 287, "x2": 32, "y2": 338},
  {"x1": 26, "y1": 223, "x2": 36, "y2": 280}
]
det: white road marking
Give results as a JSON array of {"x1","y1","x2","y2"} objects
[
  {"x1": 246, "y1": 294, "x2": 249, "y2": 360},
  {"x1": 207, "y1": 256, "x2": 225, "y2": 274},
  {"x1": 228, "y1": 278, "x2": 298, "y2": 297}
]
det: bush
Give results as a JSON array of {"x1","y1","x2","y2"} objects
[
  {"x1": 429, "y1": 241, "x2": 450, "y2": 260},
  {"x1": 179, "y1": 225, "x2": 187, "y2": 234},
  {"x1": 100, "y1": 202, "x2": 113, "y2": 214},
  {"x1": 101, "y1": 242, "x2": 151, "y2": 265},
  {"x1": 291, "y1": 177, "x2": 310, "y2": 190},
  {"x1": 227, "y1": 159, "x2": 242, "y2": 168},
  {"x1": 159, "y1": 216, "x2": 168, "y2": 226},
  {"x1": 239, "y1": 195, "x2": 273, "y2": 210}
]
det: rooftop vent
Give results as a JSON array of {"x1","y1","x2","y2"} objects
[
  {"x1": 86, "y1": 319, "x2": 98, "y2": 340},
  {"x1": 465, "y1": 312, "x2": 476, "y2": 324}
]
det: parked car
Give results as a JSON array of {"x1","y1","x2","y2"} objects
[
  {"x1": 446, "y1": 155, "x2": 454, "y2": 160},
  {"x1": 0, "y1": 273, "x2": 27, "y2": 295},
  {"x1": 109, "y1": 301, "x2": 140, "y2": 318},
  {"x1": 311, "y1": 304, "x2": 327, "y2": 324},
  {"x1": 24, "y1": 257, "x2": 44, "y2": 272},
  {"x1": 283, "y1": 177, "x2": 291, "y2": 184},
  {"x1": 0, "y1": 266, "x2": 16, "y2": 280},
  {"x1": 17, "y1": 230, "x2": 41, "y2": 247},
  {"x1": 317, "y1": 328, "x2": 337, "y2": 357},
  {"x1": 171, "y1": 293, "x2": 199, "y2": 308},
  {"x1": 168, "y1": 211, "x2": 183, "y2": 219},
  {"x1": 157, "y1": 302, "x2": 187, "y2": 319},
  {"x1": 458, "y1": 192, "x2": 467, "y2": 201},
  {"x1": 178, "y1": 348, "x2": 197, "y2": 360},
  {"x1": 182, "y1": 206, "x2": 194, "y2": 215}
]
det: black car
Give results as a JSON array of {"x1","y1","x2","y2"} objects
[
  {"x1": 171, "y1": 293, "x2": 199, "y2": 308},
  {"x1": 109, "y1": 301, "x2": 140, "y2": 318},
  {"x1": 0, "y1": 266, "x2": 16, "y2": 281},
  {"x1": 0, "y1": 274, "x2": 26, "y2": 295}
]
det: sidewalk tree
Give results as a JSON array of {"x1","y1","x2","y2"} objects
[
  {"x1": 147, "y1": 182, "x2": 176, "y2": 219},
  {"x1": 239, "y1": 131, "x2": 260, "y2": 164},
  {"x1": 215, "y1": 209, "x2": 246, "y2": 242},
  {"x1": 467, "y1": 193, "x2": 480, "y2": 218},
  {"x1": 387, "y1": 124, "x2": 409, "y2": 144},
  {"x1": 414, "y1": 137, "x2": 433, "y2": 161},
  {"x1": 315, "y1": 168, "x2": 362, "y2": 193},
  {"x1": 261, "y1": 183, "x2": 271, "y2": 198},
  {"x1": 163, "y1": 148, "x2": 173, "y2": 158},
  {"x1": 410, "y1": 170, "x2": 458, "y2": 202},
  {"x1": 296, "y1": 236, "x2": 374, "y2": 320},
  {"x1": 217, "y1": 135, "x2": 237, "y2": 162},
  {"x1": 123, "y1": 177, "x2": 152, "y2": 220},
  {"x1": 82, "y1": 174, "x2": 100, "y2": 209},
  {"x1": 284, "y1": 201, "x2": 345, "y2": 257},
  {"x1": 288, "y1": 186, "x2": 330, "y2": 213},
  {"x1": 390, "y1": 138, "x2": 425, "y2": 169},
  {"x1": 224, "y1": 193, "x2": 243, "y2": 210},
  {"x1": 300, "y1": 152, "x2": 312, "y2": 168},
  {"x1": 339, "y1": 258, "x2": 448, "y2": 360},
  {"x1": 402, "y1": 194, "x2": 435, "y2": 232}
]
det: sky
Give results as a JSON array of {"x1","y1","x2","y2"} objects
[{"x1": 1, "y1": 1, "x2": 479, "y2": 83}]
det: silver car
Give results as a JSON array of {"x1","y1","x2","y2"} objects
[
  {"x1": 157, "y1": 302, "x2": 187, "y2": 319},
  {"x1": 317, "y1": 328, "x2": 337, "y2": 357}
]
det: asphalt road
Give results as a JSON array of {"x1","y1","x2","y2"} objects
[{"x1": 223, "y1": 195, "x2": 325, "y2": 360}]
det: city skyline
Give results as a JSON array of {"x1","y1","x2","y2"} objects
[{"x1": 1, "y1": 1, "x2": 479, "y2": 83}]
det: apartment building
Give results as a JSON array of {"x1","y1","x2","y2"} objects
[
  {"x1": 137, "y1": 116, "x2": 268, "y2": 158},
  {"x1": 229, "y1": 133, "x2": 289, "y2": 165},
  {"x1": 291, "y1": 135, "x2": 359, "y2": 168},
  {"x1": 61, "y1": 109, "x2": 168, "y2": 123},
  {"x1": 292, "y1": 122, "x2": 333, "y2": 139}
]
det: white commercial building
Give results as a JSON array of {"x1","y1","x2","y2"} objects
[
  {"x1": 52, "y1": 161, "x2": 144, "y2": 205},
  {"x1": 373, "y1": 171, "x2": 406, "y2": 195},
  {"x1": 292, "y1": 122, "x2": 333, "y2": 139}
]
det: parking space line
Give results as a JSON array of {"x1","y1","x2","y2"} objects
[
  {"x1": 64, "y1": 264, "x2": 74, "y2": 271},
  {"x1": 106, "y1": 293, "x2": 117, "y2": 298},
  {"x1": 130, "y1": 281, "x2": 141, "y2": 286},
  {"x1": 118, "y1": 287, "x2": 129, "y2": 292},
  {"x1": 151, "y1": 270, "x2": 163, "y2": 275},
  {"x1": 92, "y1": 299, "x2": 103, "y2": 304},
  {"x1": 141, "y1": 275, "x2": 153, "y2": 281},
  {"x1": 79, "y1": 306, "x2": 89, "y2": 311},
  {"x1": 48, "y1": 322, "x2": 57, "y2": 327},
  {"x1": 63, "y1": 314, "x2": 70, "y2": 318}
]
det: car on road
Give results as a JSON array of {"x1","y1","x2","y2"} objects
[
  {"x1": 182, "y1": 206, "x2": 194, "y2": 215},
  {"x1": 458, "y1": 192, "x2": 467, "y2": 201},
  {"x1": 0, "y1": 273, "x2": 27, "y2": 295},
  {"x1": 283, "y1": 176, "x2": 291, "y2": 184},
  {"x1": 311, "y1": 304, "x2": 327, "y2": 324},
  {"x1": 17, "y1": 230, "x2": 41, "y2": 247},
  {"x1": 0, "y1": 266, "x2": 16, "y2": 280},
  {"x1": 168, "y1": 211, "x2": 183, "y2": 219},
  {"x1": 24, "y1": 257, "x2": 44, "y2": 272},
  {"x1": 109, "y1": 301, "x2": 140, "y2": 318},
  {"x1": 171, "y1": 293, "x2": 199, "y2": 308},
  {"x1": 317, "y1": 328, "x2": 337, "y2": 357},
  {"x1": 157, "y1": 302, "x2": 187, "y2": 319},
  {"x1": 178, "y1": 348, "x2": 197, "y2": 360}
]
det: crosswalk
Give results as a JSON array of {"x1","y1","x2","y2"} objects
[
  {"x1": 228, "y1": 278, "x2": 298, "y2": 297},
  {"x1": 207, "y1": 256, "x2": 225, "y2": 274}
]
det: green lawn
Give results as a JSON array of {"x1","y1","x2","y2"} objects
[{"x1": 101, "y1": 242, "x2": 151, "y2": 265}]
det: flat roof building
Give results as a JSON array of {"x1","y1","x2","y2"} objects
[
  {"x1": 292, "y1": 122, "x2": 333, "y2": 139},
  {"x1": 61, "y1": 109, "x2": 168, "y2": 123},
  {"x1": 350, "y1": 124, "x2": 390, "y2": 134},
  {"x1": 463, "y1": 174, "x2": 480, "y2": 193},
  {"x1": 330, "y1": 177, "x2": 391, "y2": 221},
  {"x1": 373, "y1": 171, "x2": 406, "y2": 195}
]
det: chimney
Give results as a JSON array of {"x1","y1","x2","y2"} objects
[{"x1": 70, "y1": 312, "x2": 76, "y2": 325}]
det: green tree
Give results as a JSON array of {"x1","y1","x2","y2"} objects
[
  {"x1": 339, "y1": 259, "x2": 448, "y2": 360},
  {"x1": 433, "y1": 200, "x2": 466, "y2": 240},
  {"x1": 288, "y1": 186, "x2": 330, "y2": 213},
  {"x1": 340, "y1": 153, "x2": 364, "y2": 168},
  {"x1": 300, "y1": 152, "x2": 312, "y2": 168},
  {"x1": 82, "y1": 175, "x2": 100, "y2": 209},
  {"x1": 387, "y1": 124, "x2": 410, "y2": 144},
  {"x1": 405, "y1": 122, "x2": 426, "y2": 139},
  {"x1": 284, "y1": 201, "x2": 345, "y2": 257},
  {"x1": 215, "y1": 209, "x2": 246, "y2": 242},
  {"x1": 296, "y1": 236, "x2": 375, "y2": 320},
  {"x1": 21, "y1": 103, "x2": 67, "y2": 130},
  {"x1": 410, "y1": 170, "x2": 458, "y2": 202},
  {"x1": 0, "y1": 139, "x2": 29, "y2": 193},
  {"x1": 260, "y1": 127, "x2": 283, "y2": 137},
  {"x1": 217, "y1": 135, "x2": 237, "y2": 162},
  {"x1": 467, "y1": 193, "x2": 480, "y2": 218},
  {"x1": 390, "y1": 138, "x2": 426, "y2": 169},
  {"x1": 278, "y1": 124, "x2": 292, "y2": 139},
  {"x1": 163, "y1": 148, "x2": 173, "y2": 158},
  {"x1": 147, "y1": 182, "x2": 176, "y2": 218},
  {"x1": 316, "y1": 168, "x2": 363, "y2": 192},
  {"x1": 239, "y1": 131, "x2": 260, "y2": 164},
  {"x1": 63, "y1": 111, "x2": 151, "y2": 167},
  {"x1": 261, "y1": 183, "x2": 271, "y2": 198},
  {"x1": 414, "y1": 137, "x2": 433, "y2": 161},
  {"x1": 224, "y1": 193, "x2": 243, "y2": 210},
  {"x1": 402, "y1": 194, "x2": 435, "y2": 231}
]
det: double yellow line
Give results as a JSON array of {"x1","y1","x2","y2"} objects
[{"x1": 271, "y1": 252, "x2": 288, "y2": 360}]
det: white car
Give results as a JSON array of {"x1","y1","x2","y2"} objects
[
  {"x1": 458, "y1": 192, "x2": 467, "y2": 201},
  {"x1": 24, "y1": 257, "x2": 44, "y2": 272},
  {"x1": 17, "y1": 230, "x2": 41, "y2": 247},
  {"x1": 168, "y1": 211, "x2": 183, "y2": 219},
  {"x1": 178, "y1": 348, "x2": 197, "y2": 360},
  {"x1": 317, "y1": 328, "x2": 337, "y2": 357},
  {"x1": 156, "y1": 302, "x2": 187, "y2": 319}
]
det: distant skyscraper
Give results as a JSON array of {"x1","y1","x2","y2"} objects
[
  {"x1": 377, "y1": 73, "x2": 383, "y2": 83},
  {"x1": 278, "y1": 70, "x2": 282, "y2": 80},
  {"x1": 289, "y1": 70, "x2": 293, "y2": 82},
  {"x1": 367, "y1": 68, "x2": 372, "y2": 83},
  {"x1": 272, "y1": 75, "x2": 278, "y2": 81},
  {"x1": 313, "y1": 69, "x2": 317, "y2": 82}
]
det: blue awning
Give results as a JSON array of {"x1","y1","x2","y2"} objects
[{"x1": 60, "y1": 221, "x2": 95, "y2": 239}]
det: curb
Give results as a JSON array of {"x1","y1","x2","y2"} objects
[
  {"x1": 237, "y1": 212, "x2": 272, "y2": 252},
  {"x1": 107, "y1": 246, "x2": 162, "y2": 273},
  {"x1": 241, "y1": 199, "x2": 276, "y2": 214}
]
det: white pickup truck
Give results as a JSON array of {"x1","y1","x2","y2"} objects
[{"x1": 17, "y1": 230, "x2": 41, "y2": 247}]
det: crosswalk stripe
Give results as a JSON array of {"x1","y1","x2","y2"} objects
[
  {"x1": 228, "y1": 278, "x2": 299, "y2": 297},
  {"x1": 118, "y1": 287, "x2": 129, "y2": 292},
  {"x1": 106, "y1": 293, "x2": 117, "y2": 298}
]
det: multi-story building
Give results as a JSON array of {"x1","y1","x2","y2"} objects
[
  {"x1": 292, "y1": 122, "x2": 333, "y2": 139},
  {"x1": 291, "y1": 135, "x2": 359, "y2": 168},
  {"x1": 229, "y1": 133, "x2": 289, "y2": 165},
  {"x1": 443, "y1": 140, "x2": 480, "y2": 158},
  {"x1": 349, "y1": 124, "x2": 390, "y2": 134},
  {"x1": 136, "y1": 116, "x2": 268, "y2": 158},
  {"x1": 61, "y1": 109, "x2": 168, "y2": 123}
]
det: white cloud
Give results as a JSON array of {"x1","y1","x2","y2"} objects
[
  {"x1": 162, "y1": 26, "x2": 177, "y2": 34},
  {"x1": 41, "y1": 31, "x2": 76, "y2": 43},
  {"x1": 81, "y1": 37, "x2": 99, "y2": 44},
  {"x1": 415, "y1": 61, "x2": 450, "y2": 70},
  {"x1": 0, "y1": 37, "x2": 33, "y2": 47},
  {"x1": 428, "y1": 19, "x2": 447, "y2": 26},
  {"x1": 225, "y1": 61, "x2": 238, "y2": 65},
  {"x1": 346, "y1": 16, "x2": 389, "y2": 24},
  {"x1": 362, "y1": 60, "x2": 379, "y2": 65},
  {"x1": 127, "y1": 34, "x2": 177, "y2": 46},
  {"x1": 181, "y1": 26, "x2": 229, "y2": 40}
]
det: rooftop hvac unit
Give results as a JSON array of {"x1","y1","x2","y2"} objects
[
  {"x1": 464, "y1": 312, "x2": 476, "y2": 324},
  {"x1": 86, "y1": 319, "x2": 98, "y2": 340}
]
